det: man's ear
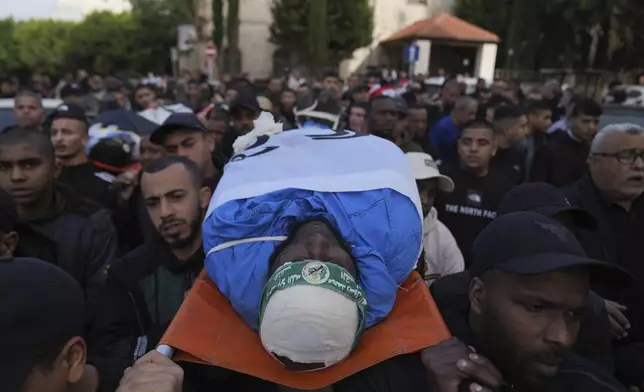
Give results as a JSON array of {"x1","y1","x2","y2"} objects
[
  {"x1": 204, "y1": 132, "x2": 215, "y2": 153},
  {"x1": 199, "y1": 186, "x2": 212, "y2": 209},
  {"x1": 469, "y1": 277, "x2": 486, "y2": 315},
  {"x1": 0, "y1": 231, "x2": 19, "y2": 256},
  {"x1": 53, "y1": 158, "x2": 63, "y2": 179},
  {"x1": 61, "y1": 337, "x2": 87, "y2": 384}
]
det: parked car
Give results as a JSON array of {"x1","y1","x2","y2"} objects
[
  {"x1": 0, "y1": 98, "x2": 63, "y2": 131},
  {"x1": 600, "y1": 104, "x2": 644, "y2": 128}
]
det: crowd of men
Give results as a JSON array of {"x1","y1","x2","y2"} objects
[{"x1": 1, "y1": 67, "x2": 643, "y2": 392}]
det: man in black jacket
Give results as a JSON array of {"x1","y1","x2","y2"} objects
[
  {"x1": 90, "y1": 156, "x2": 211, "y2": 389},
  {"x1": 0, "y1": 128, "x2": 118, "y2": 318},
  {"x1": 428, "y1": 212, "x2": 630, "y2": 392},
  {"x1": 562, "y1": 123, "x2": 644, "y2": 389}
]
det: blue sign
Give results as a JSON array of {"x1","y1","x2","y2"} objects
[{"x1": 404, "y1": 44, "x2": 420, "y2": 63}]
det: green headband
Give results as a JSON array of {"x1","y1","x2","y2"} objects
[{"x1": 259, "y1": 260, "x2": 368, "y2": 354}]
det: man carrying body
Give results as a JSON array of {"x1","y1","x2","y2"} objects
[
  {"x1": 366, "y1": 96, "x2": 398, "y2": 142},
  {"x1": 426, "y1": 212, "x2": 630, "y2": 392},
  {"x1": 91, "y1": 156, "x2": 211, "y2": 389}
]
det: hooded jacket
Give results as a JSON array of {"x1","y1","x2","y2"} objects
[{"x1": 420, "y1": 207, "x2": 464, "y2": 284}]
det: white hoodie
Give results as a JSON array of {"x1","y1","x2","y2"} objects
[{"x1": 421, "y1": 207, "x2": 465, "y2": 285}]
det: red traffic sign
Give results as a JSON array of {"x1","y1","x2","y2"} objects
[{"x1": 205, "y1": 44, "x2": 217, "y2": 58}]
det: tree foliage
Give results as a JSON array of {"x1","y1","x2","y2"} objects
[
  {"x1": 270, "y1": 0, "x2": 373, "y2": 69},
  {"x1": 455, "y1": 0, "x2": 644, "y2": 71}
]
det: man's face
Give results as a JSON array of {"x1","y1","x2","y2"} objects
[
  {"x1": 348, "y1": 107, "x2": 367, "y2": 133},
  {"x1": 352, "y1": 90, "x2": 369, "y2": 103},
  {"x1": 162, "y1": 131, "x2": 214, "y2": 177},
  {"x1": 408, "y1": 108, "x2": 428, "y2": 140},
  {"x1": 139, "y1": 136, "x2": 166, "y2": 163},
  {"x1": 589, "y1": 132, "x2": 644, "y2": 202},
  {"x1": 0, "y1": 143, "x2": 57, "y2": 208},
  {"x1": 50, "y1": 119, "x2": 87, "y2": 161},
  {"x1": 268, "y1": 79, "x2": 282, "y2": 94},
  {"x1": 368, "y1": 99, "x2": 397, "y2": 141},
  {"x1": 231, "y1": 107, "x2": 259, "y2": 135},
  {"x1": 507, "y1": 115, "x2": 529, "y2": 146},
  {"x1": 281, "y1": 91, "x2": 296, "y2": 110},
  {"x1": 141, "y1": 164, "x2": 208, "y2": 249},
  {"x1": 225, "y1": 89, "x2": 239, "y2": 105},
  {"x1": 187, "y1": 83, "x2": 200, "y2": 99},
  {"x1": 453, "y1": 103, "x2": 478, "y2": 126},
  {"x1": 323, "y1": 76, "x2": 342, "y2": 100},
  {"x1": 347, "y1": 75, "x2": 359, "y2": 88},
  {"x1": 271, "y1": 219, "x2": 357, "y2": 279},
  {"x1": 441, "y1": 85, "x2": 461, "y2": 109},
  {"x1": 135, "y1": 87, "x2": 156, "y2": 109},
  {"x1": 417, "y1": 179, "x2": 438, "y2": 217},
  {"x1": 458, "y1": 127, "x2": 496, "y2": 172},
  {"x1": 206, "y1": 118, "x2": 229, "y2": 145},
  {"x1": 13, "y1": 96, "x2": 44, "y2": 129},
  {"x1": 528, "y1": 110, "x2": 552, "y2": 135},
  {"x1": 570, "y1": 113, "x2": 601, "y2": 142},
  {"x1": 470, "y1": 269, "x2": 589, "y2": 389},
  {"x1": 491, "y1": 81, "x2": 509, "y2": 96},
  {"x1": 478, "y1": 90, "x2": 492, "y2": 104}
]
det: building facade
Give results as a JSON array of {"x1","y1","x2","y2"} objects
[{"x1": 236, "y1": 0, "x2": 455, "y2": 79}]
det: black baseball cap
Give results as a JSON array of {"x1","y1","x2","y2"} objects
[
  {"x1": 497, "y1": 182, "x2": 597, "y2": 230},
  {"x1": 469, "y1": 212, "x2": 631, "y2": 284},
  {"x1": 60, "y1": 83, "x2": 84, "y2": 98},
  {"x1": 229, "y1": 93, "x2": 261, "y2": 115},
  {"x1": 0, "y1": 257, "x2": 85, "y2": 392},
  {"x1": 150, "y1": 112, "x2": 207, "y2": 145},
  {"x1": 47, "y1": 103, "x2": 88, "y2": 124},
  {"x1": 0, "y1": 187, "x2": 17, "y2": 232}
]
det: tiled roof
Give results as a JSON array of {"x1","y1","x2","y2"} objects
[{"x1": 383, "y1": 13, "x2": 500, "y2": 44}]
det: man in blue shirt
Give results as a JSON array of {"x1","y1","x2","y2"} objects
[{"x1": 428, "y1": 96, "x2": 478, "y2": 163}]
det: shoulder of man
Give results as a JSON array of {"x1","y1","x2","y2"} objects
[
  {"x1": 94, "y1": 170, "x2": 116, "y2": 184},
  {"x1": 61, "y1": 189, "x2": 114, "y2": 232},
  {"x1": 552, "y1": 355, "x2": 629, "y2": 392}
]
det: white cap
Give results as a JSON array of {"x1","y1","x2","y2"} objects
[{"x1": 406, "y1": 152, "x2": 454, "y2": 192}]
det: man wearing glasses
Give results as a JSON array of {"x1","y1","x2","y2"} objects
[{"x1": 563, "y1": 123, "x2": 644, "y2": 390}]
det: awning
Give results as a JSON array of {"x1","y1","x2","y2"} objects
[{"x1": 383, "y1": 13, "x2": 500, "y2": 44}]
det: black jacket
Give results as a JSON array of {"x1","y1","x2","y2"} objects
[
  {"x1": 89, "y1": 240, "x2": 204, "y2": 392},
  {"x1": 90, "y1": 240, "x2": 203, "y2": 359},
  {"x1": 14, "y1": 186, "x2": 118, "y2": 318},
  {"x1": 562, "y1": 175, "x2": 644, "y2": 387},
  {"x1": 431, "y1": 272, "x2": 625, "y2": 392}
]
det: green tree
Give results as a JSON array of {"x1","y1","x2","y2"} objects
[
  {"x1": 129, "y1": 0, "x2": 194, "y2": 73},
  {"x1": 223, "y1": 0, "x2": 242, "y2": 74},
  {"x1": 307, "y1": 0, "x2": 328, "y2": 73},
  {"x1": 0, "y1": 19, "x2": 20, "y2": 77},
  {"x1": 13, "y1": 19, "x2": 74, "y2": 75},
  {"x1": 66, "y1": 12, "x2": 138, "y2": 74},
  {"x1": 270, "y1": 0, "x2": 373, "y2": 70}
]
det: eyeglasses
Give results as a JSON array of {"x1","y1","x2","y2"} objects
[{"x1": 593, "y1": 149, "x2": 644, "y2": 165}]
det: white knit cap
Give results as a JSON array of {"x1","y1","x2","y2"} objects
[{"x1": 259, "y1": 260, "x2": 367, "y2": 370}]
